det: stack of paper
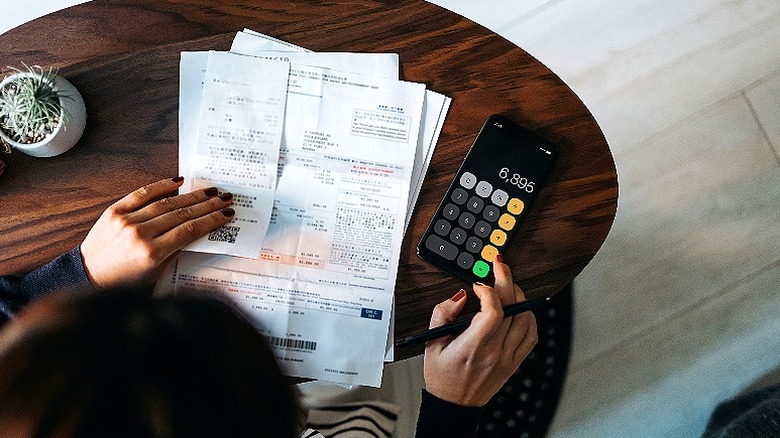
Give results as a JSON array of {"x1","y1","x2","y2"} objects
[{"x1": 162, "y1": 30, "x2": 450, "y2": 387}]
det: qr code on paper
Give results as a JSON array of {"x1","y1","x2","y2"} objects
[{"x1": 208, "y1": 225, "x2": 240, "y2": 244}]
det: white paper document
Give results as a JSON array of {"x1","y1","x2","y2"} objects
[
  {"x1": 184, "y1": 52, "x2": 290, "y2": 258},
  {"x1": 170, "y1": 30, "x2": 451, "y2": 387}
]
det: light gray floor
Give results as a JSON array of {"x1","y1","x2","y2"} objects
[{"x1": 4, "y1": 2, "x2": 780, "y2": 437}]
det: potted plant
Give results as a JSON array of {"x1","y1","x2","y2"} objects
[{"x1": 0, "y1": 64, "x2": 86, "y2": 158}]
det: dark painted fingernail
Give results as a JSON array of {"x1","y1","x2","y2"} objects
[
  {"x1": 450, "y1": 289, "x2": 466, "y2": 302},
  {"x1": 204, "y1": 187, "x2": 219, "y2": 197},
  {"x1": 171, "y1": 176, "x2": 184, "y2": 182},
  {"x1": 495, "y1": 254, "x2": 504, "y2": 263},
  {"x1": 221, "y1": 208, "x2": 235, "y2": 217},
  {"x1": 218, "y1": 192, "x2": 233, "y2": 201}
]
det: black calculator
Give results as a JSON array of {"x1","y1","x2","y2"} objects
[{"x1": 417, "y1": 114, "x2": 558, "y2": 284}]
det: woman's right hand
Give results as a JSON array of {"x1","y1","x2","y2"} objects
[{"x1": 423, "y1": 256, "x2": 538, "y2": 407}]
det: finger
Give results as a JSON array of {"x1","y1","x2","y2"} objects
[
  {"x1": 492, "y1": 255, "x2": 516, "y2": 306},
  {"x1": 452, "y1": 282, "x2": 504, "y2": 349},
  {"x1": 113, "y1": 177, "x2": 184, "y2": 213},
  {"x1": 138, "y1": 192, "x2": 233, "y2": 236},
  {"x1": 130, "y1": 187, "x2": 224, "y2": 223},
  {"x1": 512, "y1": 312, "x2": 538, "y2": 366},
  {"x1": 429, "y1": 289, "x2": 468, "y2": 329},
  {"x1": 426, "y1": 290, "x2": 468, "y2": 352},
  {"x1": 153, "y1": 208, "x2": 236, "y2": 259},
  {"x1": 502, "y1": 303, "x2": 535, "y2": 357}
]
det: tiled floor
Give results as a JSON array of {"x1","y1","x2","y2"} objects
[{"x1": 3, "y1": 1, "x2": 780, "y2": 437}]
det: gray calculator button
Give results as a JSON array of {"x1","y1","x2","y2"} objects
[
  {"x1": 475, "y1": 180, "x2": 493, "y2": 198},
  {"x1": 425, "y1": 235, "x2": 458, "y2": 261},
  {"x1": 442, "y1": 203, "x2": 459, "y2": 220},
  {"x1": 474, "y1": 220, "x2": 491, "y2": 238},
  {"x1": 465, "y1": 236, "x2": 483, "y2": 253},
  {"x1": 491, "y1": 189, "x2": 509, "y2": 207},
  {"x1": 434, "y1": 219, "x2": 451, "y2": 236},
  {"x1": 459, "y1": 172, "x2": 477, "y2": 189},
  {"x1": 483, "y1": 205, "x2": 500, "y2": 222},
  {"x1": 457, "y1": 212, "x2": 475, "y2": 229},
  {"x1": 457, "y1": 252, "x2": 475, "y2": 269},
  {"x1": 449, "y1": 227, "x2": 467, "y2": 245},
  {"x1": 451, "y1": 187, "x2": 468, "y2": 205},
  {"x1": 466, "y1": 196, "x2": 484, "y2": 213}
]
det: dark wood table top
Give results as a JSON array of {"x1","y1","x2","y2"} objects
[{"x1": 0, "y1": 0, "x2": 617, "y2": 359}]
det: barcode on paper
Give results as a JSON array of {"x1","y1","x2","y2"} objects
[
  {"x1": 207, "y1": 225, "x2": 240, "y2": 244},
  {"x1": 268, "y1": 336, "x2": 318, "y2": 351}
]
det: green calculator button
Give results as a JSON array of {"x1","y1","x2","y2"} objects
[{"x1": 472, "y1": 260, "x2": 490, "y2": 278}]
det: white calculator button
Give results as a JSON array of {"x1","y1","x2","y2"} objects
[
  {"x1": 459, "y1": 172, "x2": 477, "y2": 189},
  {"x1": 491, "y1": 189, "x2": 509, "y2": 207},
  {"x1": 475, "y1": 181, "x2": 493, "y2": 198}
]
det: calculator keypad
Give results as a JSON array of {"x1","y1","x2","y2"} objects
[{"x1": 424, "y1": 174, "x2": 525, "y2": 280}]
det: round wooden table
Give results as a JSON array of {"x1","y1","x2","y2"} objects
[{"x1": 0, "y1": 0, "x2": 617, "y2": 359}]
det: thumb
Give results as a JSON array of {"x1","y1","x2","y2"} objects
[{"x1": 430, "y1": 289, "x2": 468, "y2": 329}]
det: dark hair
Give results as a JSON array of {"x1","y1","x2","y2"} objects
[{"x1": 0, "y1": 287, "x2": 300, "y2": 437}]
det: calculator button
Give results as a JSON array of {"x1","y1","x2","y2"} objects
[
  {"x1": 449, "y1": 227, "x2": 467, "y2": 245},
  {"x1": 507, "y1": 198, "x2": 525, "y2": 215},
  {"x1": 460, "y1": 172, "x2": 477, "y2": 189},
  {"x1": 498, "y1": 213, "x2": 516, "y2": 231},
  {"x1": 472, "y1": 260, "x2": 490, "y2": 278},
  {"x1": 481, "y1": 244, "x2": 499, "y2": 262},
  {"x1": 451, "y1": 187, "x2": 468, "y2": 205},
  {"x1": 475, "y1": 181, "x2": 493, "y2": 198},
  {"x1": 466, "y1": 196, "x2": 484, "y2": 214},
  {"x1": 474, "y1": 221, "x2": 491, "y2": 238},
  {"x1": 457, "y1": 212, "x2": 475, "y2": 229},
  {"x1": 483, "y1": 205, "x2": 500, "y2": 222},
  {"x1": 425, "y1": 235, "x2": 458, "y2": 261},
  {"x1": 457, "y1": 252, "x2": 475, "y2": 269},
  {"x1": 433, "y1": 219, "x2": 451, "y2": 236},
  {"x1": 465, "y1": 236, "x2": 483, "y2": 253},
  {"x1": 490, "y1": 229, "x2": 507, "y2": 247},
  {"x1": 491, "y1": 189, "x2": 509, "y2": 207},
  {"x1": 442, "y1": 203, "x2": 459, "y2": 220}
]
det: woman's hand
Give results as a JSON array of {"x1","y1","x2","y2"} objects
[
  {"x1": 423, "y1": 256, "x2": 538, "y2": 407},
  {"x1": 80, "y1": 177, "x2": 234, "y2": 289}
]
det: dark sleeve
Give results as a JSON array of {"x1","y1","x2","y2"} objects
[
  {"x1": 415, "y1": 389, "x2": 483, "y2": 438},
  {"x1": 702, "y1": 384, "x2": 780, "y2": 438},
  {"x1": 0, "y1": 246, "x2": 92, "y2": 325}
]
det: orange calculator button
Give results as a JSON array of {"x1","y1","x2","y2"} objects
[
  {"x1": 490, "y1": 229, "x2": 507, "y2": 247},
  {"x1": 498, "y1": 213, "x2": 516, "y2": 231},
  {"x1": 481, "y1": 244, "x2": 499, "y2": 262},
  {"x1": 507, "y1": 198, "x2": 524, "y2": 215}
]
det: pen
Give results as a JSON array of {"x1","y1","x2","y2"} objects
[{"x1": 395, "y1": 296, "x2": 551, "y2": 348}]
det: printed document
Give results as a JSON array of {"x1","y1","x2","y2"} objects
[{"x1": 170, "y1": 31, "x2": 451, "y2": 386}]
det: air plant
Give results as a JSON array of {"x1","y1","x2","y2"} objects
[{"x1": 0, "y1": 64, "x2": 71, "y2": 145}]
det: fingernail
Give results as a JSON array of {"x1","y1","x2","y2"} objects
[
  {"x1": 204, "y1": 187, "x2": 219, "y2": 197},
  {"x1": 451, "y1": 289, "x2": 466, "y2": 302},
  {"x1": 218, "y1": 192, "x2": 233, "y2": 201},
  {"x1": 496, "y1": 254, "x2": 504, "y2": 263},
  {"x1": 221, "y1": 208, "x2": 235, "y2": 217},
  {"x1": 171, "y1": 176, "x2": 184, "y2": 183}
]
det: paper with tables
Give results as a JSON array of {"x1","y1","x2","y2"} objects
[{"x1": 168, "y1": 30, "x2": 451, "y2": 387}]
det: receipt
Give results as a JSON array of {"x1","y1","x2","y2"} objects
[{"x1": 184, "y1": 52, "x2": 290, "y2": 258}]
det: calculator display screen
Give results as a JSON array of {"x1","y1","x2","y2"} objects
[{"x1": 417, "y1": 114, "x2": 557, "y2": 284}]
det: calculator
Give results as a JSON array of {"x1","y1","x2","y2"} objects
[{"x1": 417, "y1": 114, "x2": 558, "y2": 284}]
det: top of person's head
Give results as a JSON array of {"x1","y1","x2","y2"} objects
[{"x1": 0, "y1": 286, "x2": 300, "y2": 438}]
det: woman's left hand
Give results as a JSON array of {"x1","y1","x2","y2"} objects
[{"x1": 80, "y1": 177, "x2": 234, "y2": 289}]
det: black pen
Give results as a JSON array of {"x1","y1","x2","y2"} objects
[{"x1": 395, "y1": 296, "x2": 551, "y2": 348}]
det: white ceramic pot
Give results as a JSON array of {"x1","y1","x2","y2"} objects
[{"x1": 0, "y1": 72, "x2": 86, "y2": 158}]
